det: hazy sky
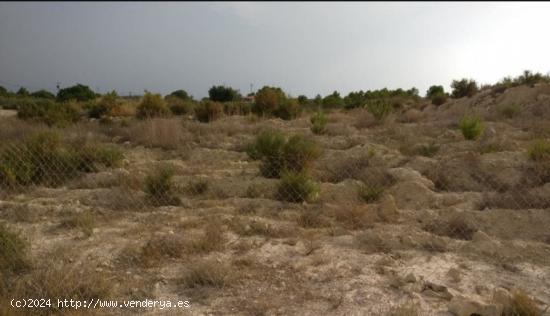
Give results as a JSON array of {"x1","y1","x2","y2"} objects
[{"x1": 1, "y1": 2, "x2": 550, "y2": 98}]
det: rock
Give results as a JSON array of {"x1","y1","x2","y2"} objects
[
  {"x1": 422, "y1": 281, "x2": 453, "y2": 300},
  {"x1": 377, "y1": 194, "x2": 399, "y2": 222},
  {"x1": 448, "y1": 295, "x2": 503, "y2": 316},
  {"x1": 404, "y1": 273, "x2": 417, "y2": 283}
]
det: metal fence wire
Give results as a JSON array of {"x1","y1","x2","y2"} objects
[{"x1": 1, "y1": 128, "x2": 550, "y2": 316}]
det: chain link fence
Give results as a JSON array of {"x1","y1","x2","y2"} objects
[{"x1": 1, "y1": 126, "x2": 550, "y2": 315}]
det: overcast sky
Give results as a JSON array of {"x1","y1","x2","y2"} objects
[{"x1": 1, "y1": 2, "x2": 550, "y2": 98}]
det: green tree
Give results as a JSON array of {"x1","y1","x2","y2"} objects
[
  {"x1": 16, "y1": 87, "x2": 29, "y2": 97},
  {"x1": 322, "y1": 91, "x2": 345, "y2": 108},
  {"x1": 451, "y1": 79, "x2": 478, "y2": 98},
  {"x1": 426, "y1": 85, "x2": 445, "y2": 98},
  {"x1": 30, "y1": 89, "x2": 56, "y2": 99},
  {"x1": 169, "y1": 89, "x2": 191, "y2": 100},
  {"x1": 208, "y1": 85, "x2": 240, "y2": 102},
  {"x1": 57, "y1": 84, "x2": 96, "y2": 102}
]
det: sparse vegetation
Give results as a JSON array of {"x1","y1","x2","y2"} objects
[
  {"x1": 0, "y1": 131, "x2": 123, "y2": 189},
  {"x1": 451, "y1": 78, "x2": 479, "y2": 98},
  {"x1": 195, "y1": 100, "x2": 224, "y2": 122},
  {"x1": 17, "y1": 99, "x2": 81, "y2": 127},
  {"x1": 358, "y1": 184, "x2": 384, "y2": 203},
  {"x1": 459, "y1": 116, "x2": 484, "y2": 140},
  {"x1": 503, "y1": 288, "x2": 542, "y2": 316},
  {"x1": 365, "y1": 99, "x2": 392, "y2": 122},
  {"x1": 136, "y1": 92, "x2": 170, "y2": 119},
  {"x1": 500, "y1": 103, "x2": 522, "y2": 119},
  {"x1": 144, "y1": 165, "x2": 180, "y2": 206},
  {"x1": 310, "y1": 110, "x2": 328, "y2": 134},
  {"x1": 0, "y1": 223, "x2": 29, "y2": 275},
  {"x1": 277, "y1": 171, "x2": 319, "y2": 202},
  {"x1": 528, "y1": 139, "x2": 550, "y2": 162},
  {"x1": 181, "y1": 260, "x2": 230, "y2": 289}
]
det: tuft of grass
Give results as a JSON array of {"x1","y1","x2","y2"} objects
[
  {"x1": 310, "y1": 111, "x2": 328, "y2": 135},
  {"x1": 459, "y1": 116, "x2": 484, "y2": 140},
  {"x1": 528, "y1": 139, "x2": 550, "y2": 162},
  {"x1": 247, "y1": 131, "x2": 321, "y2": 178},
  {"x1": 185, "y1": 179, "x2": 209, "y2": 196},
  {"x1": 277, "y1": 171, "x2": 319, "y2": 203},
  {"x1": 144, "y1": 165, "x2": 180, "y2": 206},
  {"x1": 195, "y1": 100, "x2": 224, "y2": 123},
  {"x1": 0, "y1": 224, "x2": 29, "y2": 275},
  {"x1": 358, "y1": 184, "x2": 384, "y2": 203},
  {"x1": 365, "y1": 99, "x2": 392, "y2": 122},
  {"x1": 389, "y1": 301, "x2": 421, "y2": 316},
  {"x1": 503, "y1": 289, "x2": 542, "y2": 316},
  {"x1": 500, "y1": 103, "x2": 522, "y2": 119},
  {"x1": 59, "y1": 210, "x2": 96, "y2": 237},
  {"x1": 333, "y1": 206, "x2": 375, "y2": 230},
  {"x1": 416, "y1": 142, "x2": 440, "y2": 157},
  {"x1": 136, "y1": 92, "x2": 170, "y2": 119},
  {"x1": 181, "y1": 260, "x2": 230, "y2": 289},
  {"x1": 188, "y1": 220, "x2": 226, "y2": 253}
]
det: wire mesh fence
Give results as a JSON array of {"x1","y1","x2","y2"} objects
[{"x1": 1, "y1": 127, "x2": 550, "y2": 315}]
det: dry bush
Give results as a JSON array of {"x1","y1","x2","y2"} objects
[
  {"x1": 187, "y1": 220, "x2": 226, "y2": 254},
  {"x1": 388, "y1": 301, "x2": 421, "y2": 316},
  {"x1": 0, "y1": 224, "x2": 29, "y2": 279},
  {"x1": 180, "y1": 259, "x2": 232, "y2": 289},
  {"x1": 58, "y1": 210, "x2": 96, "y2": 237},
  {"x1": 144, "y1": 165, "x2": 181, "y2": 206},
  {"x1": 297, "y1": 208, "x2": 329, "y2": 228},
  {"x1": 138, "y1": 234, "x2": 188, "y2": 267},
  {"x1": 124, "y1": 118, "x2": 191, "y2": 150},
  {"x1": 184, "y1": 178, "x2": 209, "y2": 196},
  {"x1": 317, "y1": 154, "x2": 372, "y2": 183},
  {"x1": 277, "y1": 171, "x2": 319, "y2": 203},
  {"x1": 136, "y1": 92, "x2": 170, "y2": 119},
  {"x1": 422, "y1": 213, "x2": 477, "y2": 240},
  {"x1": 353, "y1": 110, "x2": 376, "y2": 129},
  {"x1": 332, "y1": 206, "x2": 375, "y2": 230},
  {"x1": 502, "y1": 289, "x2": 542, "y2": 316}
]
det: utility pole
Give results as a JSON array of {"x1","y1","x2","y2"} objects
[{"x1": 250, "y1": 83, "x2": 254, "y2": 95}]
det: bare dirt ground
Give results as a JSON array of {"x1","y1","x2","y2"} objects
[{"x1": 1, "y1": 84, "x2": 550, "y2": 315}]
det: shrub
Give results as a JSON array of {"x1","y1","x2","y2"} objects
[
  {"x1": 246, "y1": 130, "x2": 286, "y2": 161},
  {"x1": 181, "y1": 260, "x2": 230, "y2": 289},
  {"x1": 358, "y1": 184, "x2": 384, "y2": 202},
  {"x1": 500, "y1": 103, "x2": 522, "y2": 119},
  {"x1": 165, "y1": 96, "x2": 195, "y2": 115},
  {"x1": 451, "y1": 79, "x2": 479, "y2": 98},
  {"x1": 528, "y1": 140, "x2": 550, "y2": 162},
  {"x1": 17, "y1": 99, "x2": 81, "y2": 127},
  {"x1": 223, "y1": 101, "x2": 251, "y2": 116},
  {"x1": 57, "y1": 83, "x2": 96, "y2": 102},
  {"x1": 88, "y1": 91, "x2": 121, "y2": 118},
  {"x1": 310, "y1": 111, "x2": 328, "y2": 134},
  {"x1": 247, "y1": 132, "x2": 321, "y2": 178},
  {"x1": 322, "y1": 91, "x2": 345, "y2": 109},
  {"x1": 459, "y1": 116, "x2": 484, "y2": 140},
  {"x1": 426, "y1": 85, "x2": 445, "y2": 99},
  {"x1": 277, "y1": 171, "x2": 319, "y2": 202},
  {"x1": 253, "y1": 86, "x2": 285, "y2": 116},
  {"x1": 136, "y1": 92, "x2": 170, "y2": 119},
  {"x1": 144, "y1": 165, "x2": 180, "y2": 206},
  {"x1": 274, "y1": 98, "x2": 300, "y2": 120},
  {"x1": 30, "y1": 89, "x2": 55, "y2": 99},
  {"x1": 366, "y1": 99, "x2": 392, "y2": 122},
  {"x1": 16, "y1": 88, "x2": 29, "y2": 97},
  {"x1": 168, "y1": 89, "x2": 191, "y2": 100},
  {"x1": 194, "y1": 100, "x2": 223, "y2": 122},
  {"x1": 430, "y1": 92, "x2": 448, "y2": 106},
  {"x1": 208, "y1": 85, "x2": 240, "y2": 102},
  {"x1": 504, "y1": 288, "x2": 542, "y2": 316},
  {"x1": 0, "y1": 223, "x2": 29, "y2": 275},
  {"x1": 281, "y1": 135, "x2": 322, "y2": 173},
  {"x1": 0, "y1": 132, "x2": 124, "y2": 189}
]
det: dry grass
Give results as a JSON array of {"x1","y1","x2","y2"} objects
[
  {"x1": 388, "y1": 301, "x2": 421, "y2": 316},
  {"x1": 124, "y1": 118, "x2": 192, "y2": 150},
  {"x1": 423, "y1": 213, "x2": 477, "y2": 240},
  {"x1": 58, "y1": 210, "x2": 96, "y2": 237},
  {"x1": 333, "y1": 206, "x2": 376, "y2": 230},
  {"x1": 503, "y1": 289, "x2": 542, "y2": 316},
  {"x1": 180, "y1": 259, "x2": 232, "y2": 289}
]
